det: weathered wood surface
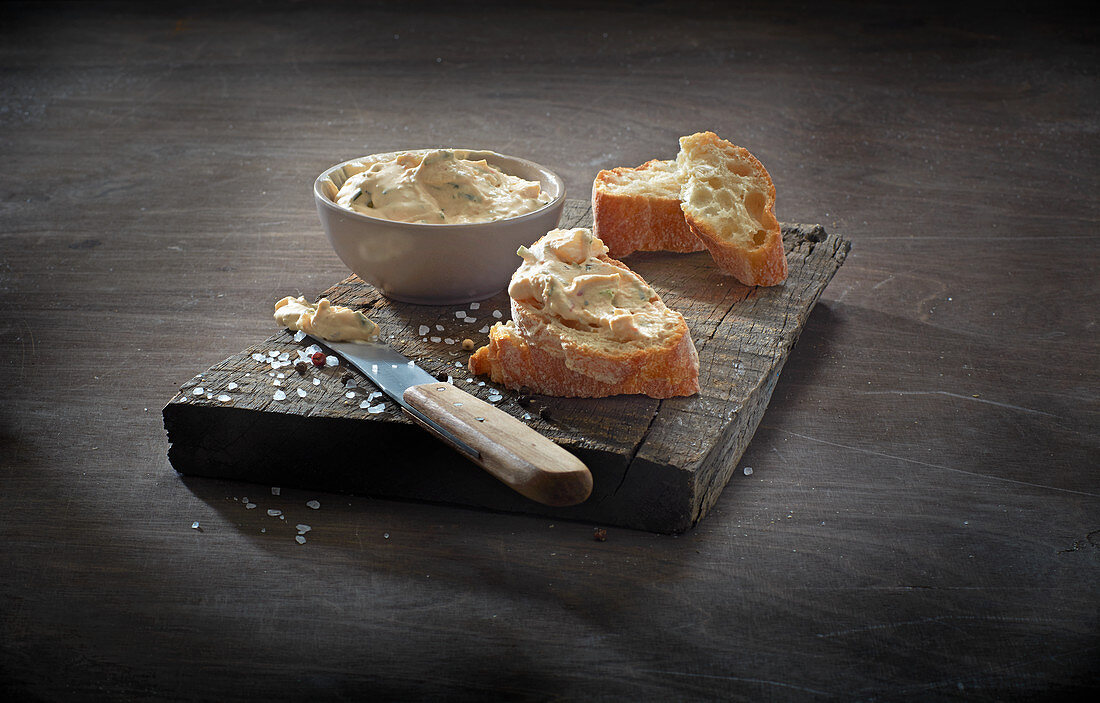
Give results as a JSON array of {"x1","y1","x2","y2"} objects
[
  {"x1": 164, "y1": 200, "x2": 849, "y2": 532},
  {"x1": 2, "y1": 3, "x2": 1098, "y2": 701}
]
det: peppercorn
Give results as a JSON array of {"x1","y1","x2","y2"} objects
[{"x1": 310, "y1": 352, "x2": 326, "y2": 367}]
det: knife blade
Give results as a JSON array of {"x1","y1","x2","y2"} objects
[{"x1": 307, "y1": 335, "x2": 592, "y2": 507}]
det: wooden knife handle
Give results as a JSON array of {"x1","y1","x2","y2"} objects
[{"x1": 402, "y1": 382, "x2": 592, "y2": 507}]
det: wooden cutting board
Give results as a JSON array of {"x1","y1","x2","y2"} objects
[{"x1": 163, "y1": 200, "x2": 849, "y2": 533}]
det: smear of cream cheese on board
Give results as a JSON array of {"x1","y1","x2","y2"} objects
[{"x1": 274, "y1": 296, "x2": 379, "y2": 343}]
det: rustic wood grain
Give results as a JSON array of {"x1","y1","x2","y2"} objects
[
  {"x1": 2, "y1": 2, "x2": 1097, "y2": 701},
  {"x1": 163, "y1": 201, "x2": 849, "y2": 532}
]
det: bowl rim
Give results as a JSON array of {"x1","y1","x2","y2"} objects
[{"x1": 313, "y1": 148, "x2": 566, "y2": 230}]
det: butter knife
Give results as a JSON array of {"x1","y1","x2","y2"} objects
[{"x1": 306, "y1": 335, "x2": 592, "y2": 507}]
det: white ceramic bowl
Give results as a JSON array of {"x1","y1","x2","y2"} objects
[{"x1": 314, "y1": 149, "x2": 565, "y2": 305}]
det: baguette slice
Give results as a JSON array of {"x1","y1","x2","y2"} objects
[
  {"x1": 469, "y1": 228, "x2": 699, "y2": 399},
  {"x1": 591, "y1": 159, "x2": 706, "y2": 258},
  {"x1": 677, "y1": 131, "x2": 787, "y2": 286}
]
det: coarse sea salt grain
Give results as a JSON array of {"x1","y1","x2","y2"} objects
[
  {"x1": 345, "y1": 391, "x2": 356, "y2": 399},
  {"x1": 743, "y1": 467, "x2": 753, "y2": 476},
  {"x1": 267, "y1": 509, "x2": 282, "y2": 517},
  {"x1": 466, "y1": 317, "x2": 476, "y2": 323},
  {"x1": 306, "y1": 500, "x2": 320, "y2": 509},
  {"x1": 192, "y1": 387, "x2": 204, "y2": 395},
  {"x1": 479, "y1": 325, "x2": 490, "y2": 334},
  {"x1": 444, "y1": 338, "x2": 454, "y2": 345},
  {"x1": 296, "y1": 388, "x2": 307, "y2": 398},
  {"x1": 217, "y1": 394, "x2": 232, "y2": 402},
  {"x1": 493, "y1": 310, "x2": 502, "y2": 318},
  {"x1": 273, "y1": 380, "x2": 281, "y2": 386},
  {"x1": 455, "y1": 311, "x2": 467, "y2": 319},
  {"x1": 296, "y1": 524, "x2": 311, "y2": 534},
  {"x1": 191, "y1": 521, "x2": 200, "y2": 530},
  {"x1": 273, "y1": 390, "x2": 287, "y2": 401},
  {"x1": 295, "y1": 535, "x2": 306, "y2": 544},
  {"x1": 245, "y1": 502, "x2": 256, "y2": 509},
  {"x1": 418, "y1": 325, "x2": 430, "y2": 335},
  {"x1": 271, "y1": 486, "x2": 281, "y2": 495},
  {"x1": 430, "y1": 336, "x2": 441, "y2": 343},
  {"x1": 306, "y1": 344, "x2": 322, "y2": 355},
  {"x1": 368, "y1": 391, "x2": 382, "y2": 401},
  {"x1": 278, "y1": 352, "x2": 290, "y2": 361},
  {"x1": 359, "y1": 399, "x2": 370, "y2": 409},
  {"x1": 325, "y1": 355, "x2": 339, "y2": 367},
  {"x1": 368, "y1": 403, "x2": 386, "y2": 414},
  {"x1": 345, "y1": 379, "x2": 357, "y2": 388},
  {"x1": 268, "y1": 350, "x2": 279, "y2": 357},
  {"x1": 312, "y1": 378, "x2": 320, "y2": 386},
  {"x1": 227, "y1": 382, "x2": 238, "y2": 390},
  {"x1": 251, "y1": 353, "x2": 265, "y2": 362},
  {"x1": 293, "y1": 330, "x2": 307, "y2": 342},
  {"x1": 435, "y1": 324, "x2": 444, "y2": 331}
]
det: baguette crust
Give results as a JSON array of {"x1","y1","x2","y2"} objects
[
  {"x1": 677, "y1": 132, "x2": 788, "y2": 287},
  {"x1": 469, "y1": 315, "x2": 699, "y2": 399},
  {"x1": 469, "y1": 230, "x2": 699, "y2": 399},
  {"x1": 592, "y1": 159, "x2": 706, "y2": 259}
]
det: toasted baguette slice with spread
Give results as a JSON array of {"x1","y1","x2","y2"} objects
[
  {"x1": 591, "y1": 159, "x2": 706, "y2": 259},
  {"x1": 677, "y1": 131, "x2": 787, "y2": 286},
  {"x1": 469, "y1": 228, "x2": 699, "y2": 399}
]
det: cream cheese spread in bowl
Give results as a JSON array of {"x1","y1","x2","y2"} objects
[
  {"x1": 315, "y1": 149, "x2": 565, "y2": 305},
  {"x1": 332, "y1": 149, "x2": 551, "y2": 225}
]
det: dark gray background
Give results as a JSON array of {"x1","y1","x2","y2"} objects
[{"x1": 1, "y1": 2, "x2": 1096, "y2": 700}]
